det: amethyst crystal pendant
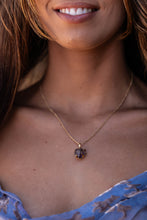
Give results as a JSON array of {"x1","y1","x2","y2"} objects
[{"x1": 74, "y1": 144, "x2": 87, "y2": 160}]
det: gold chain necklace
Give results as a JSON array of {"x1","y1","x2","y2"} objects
[{"x1": 39, "y1": 73, "x2": 133, "y2": 160}]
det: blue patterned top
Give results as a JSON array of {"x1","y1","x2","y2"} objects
[{"x1": 0, "y1": 171, "x2": 147, "y2": 220}]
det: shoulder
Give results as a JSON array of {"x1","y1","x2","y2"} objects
[
  {"x1": 122, "y1": 75, "x2": 147, "y2": 137},
  {"x1": 1, "y1": 82, "x2": 45, "y2": 139},
  {"x1": 124, "y1": 75, "x2": 147, "y2": 123}
]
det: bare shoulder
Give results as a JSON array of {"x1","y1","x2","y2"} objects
[
  {"x1": 0, "y1": 107, "x2": 30, "y2": 147},
  {"x1": 125, "y1": 76, "x2": 147, "y2": 128},
  {"x1": 0, "y1": 107, "x2": 42, "y2": 140},
  {"x1": 0, "y1": 83, "x2": 45, "y2": 140},
  {"x1": 0, "y1": 104, "x2": 55, "y2": 150},
  {"x1": 116, "y1": 76, "x2": 147, "y2": 147}
]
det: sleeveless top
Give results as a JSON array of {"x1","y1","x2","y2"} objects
[{"x1": 0, "y1": 171, "x2": 147, "y2": 220}]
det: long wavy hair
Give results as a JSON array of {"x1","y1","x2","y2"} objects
[{"x1": 0, "y1": 0, "x2": 147, "y2": 126}]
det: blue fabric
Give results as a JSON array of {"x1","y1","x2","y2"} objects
[{"x1": 0, "y1": 171, "x2": 147, "y2": 220}]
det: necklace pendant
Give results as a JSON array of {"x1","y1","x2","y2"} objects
[{"x1": 74, "y1": 144, "x2": 87, "y2": 160}]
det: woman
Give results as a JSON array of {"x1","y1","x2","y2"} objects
[{"x1": 0, "y1": 0, "x2": 147, "y2": 219}]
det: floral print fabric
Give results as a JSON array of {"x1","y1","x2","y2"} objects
[{"x1": 0, "y1": 171, "x2": 147, "y2": 220}]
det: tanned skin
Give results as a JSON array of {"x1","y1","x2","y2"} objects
[{"x1": 0, "y1": 0, "x2": 147, "y2": 218}]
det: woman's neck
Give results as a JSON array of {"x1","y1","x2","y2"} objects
[{"x1": 41, "y1": 39, "x2": 130, "y2": 118}]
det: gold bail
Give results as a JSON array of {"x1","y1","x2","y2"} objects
[{"x1": 78, "y1": 143, "x2": 82, "y2": 148}]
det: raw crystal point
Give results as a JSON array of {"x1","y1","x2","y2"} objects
[{"x1": 74, "y1": 147, "x2": 87, "y2": 160}]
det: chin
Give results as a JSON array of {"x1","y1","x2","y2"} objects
[
  {"x1": 53, "y1": 34, "x2": 104, "y2": 51},
  {"x1": 46, "y1": 23, "x2": 121, "y2": 51},
  {"x1": 53, "y1": 33, "x2": 116, "y2": 51}
]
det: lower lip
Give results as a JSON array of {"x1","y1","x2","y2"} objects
[{"x1": 55, "y1": 11, "x2": 97, "y2": 24}]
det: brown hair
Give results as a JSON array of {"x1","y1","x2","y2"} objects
[{"x1": 0, "y1": 0, "x2": 147, "y2": 126}]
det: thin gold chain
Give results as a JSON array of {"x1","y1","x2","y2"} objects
[{"x1": 39, "y1": 72, "x2": 133, "y2": 147}]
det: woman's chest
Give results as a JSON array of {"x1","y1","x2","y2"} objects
[{"x1": 0, "y1": 135, "x2": 147, "y2": 218}]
